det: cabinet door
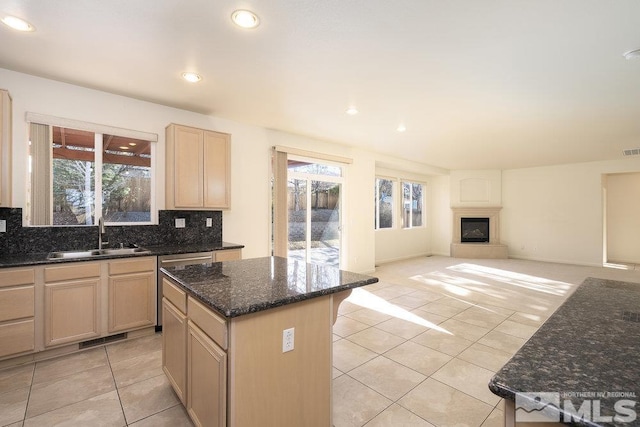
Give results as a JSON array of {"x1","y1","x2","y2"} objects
[
  {"x1": 108, "y1": 271, "x2": 155, "y2": 333},
  {"x1": 0, "y1": 319, "x2": 34, "y2": 358},
  {"x1": 203, "y1": 131, "x2": 230, "y2": 209},
  {"x1": 162, "y1": 298, "x2": 188, "y2": 404},
  {"x1": 188, "y1": 321, "x2": 227, "y2": 427},
  {"x1": 173, "y1": 125, "x2": 204, "y2": 208},
  {"x1": 213, "y1": 249, "x2": 241, "y2": 262},
  {"x1": 44, "y1": 279, "x2": 100, "y2": 347}
]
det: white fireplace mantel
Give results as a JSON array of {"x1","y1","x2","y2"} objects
[{"x1": 450, "y1": 206, "x2": 508, "y2": 259}]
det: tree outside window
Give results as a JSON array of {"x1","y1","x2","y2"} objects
[
  {"x1": 375, "y1": 178, "x2": 393, "y2": 229},
  {"x1": 35, "y1": 125, "x2": 153, "y2": 225},
  {"x1": 402, "y1": 182, "x2": 423, "y2": 228}
]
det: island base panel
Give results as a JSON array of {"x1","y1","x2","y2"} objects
[{"x1": 228, "y1": 295, "x2": 332, "y2": 427}]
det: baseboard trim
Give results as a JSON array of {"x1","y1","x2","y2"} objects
[
  {"x1": 375, "y1": 252, "x2": 432, "y2": 266},
  {"x1": 508, "y1": 254, "x2": 603, "y2": 268}
]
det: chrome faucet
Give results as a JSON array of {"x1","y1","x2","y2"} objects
[{"x1": 98, "y1": 217, "x2": 109, "y2": 249}]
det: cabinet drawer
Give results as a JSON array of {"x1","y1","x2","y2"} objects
[
  {"x1": 188, "y1": 296, "x2": 227, "y2": 350},
  {"x1": 0, "y1": 285, "x2": 34, "y2": 322},
  {"x1": 163, "y1": 278, "x2": 187, "y2": 313},
  {"x1": 45, "y1": 262, "x2": 100, "y2": 282},
  {"x1": 0, "y1": 268, "x2": 35, "y2": 288},
  {"x1": 0, "y1": 319, "x2": 35, "y2": 358},
  {"x1": 109, "y1": 257, "x2": 155, "y2": 275},
  {"x1": 214, "y1": 249, "x2": 242, "y2": 262}
]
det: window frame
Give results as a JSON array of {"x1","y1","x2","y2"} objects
[
  {"x1": 401, "y1": 180, "x2": 425, "y2": 229},
  {"x1": 25, "y1": 113, "x2": 157, "y2": 226},
  {"x1": 374, "y1": 176, "x2": 426, "y2": 231},
  {"x1": 375, "y1": 177, "x2": 395, "y2": 230}
]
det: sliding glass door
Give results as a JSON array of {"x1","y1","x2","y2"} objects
[{"x1": 287, "y1": 158, "x2": 343, "y2": 267}]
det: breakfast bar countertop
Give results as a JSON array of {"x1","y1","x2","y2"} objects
[
  {"x1": 160, "y1": 255, "x2": 379, "y2": 318},
  {"x1": 489, "y1": 277, "x2": 640, "y2": 427}
]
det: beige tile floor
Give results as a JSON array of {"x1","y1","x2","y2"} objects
[{"x1": 1, "y1": 255, "x2": 639, "y2": 427}]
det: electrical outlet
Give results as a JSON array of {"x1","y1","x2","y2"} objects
[
  {"x1": 282, "y1": 327, "x2": 295, "y2": 352},
  {"x1": 206, "y1": 217, "x2": 212, "y2": 227},
  {"x1": 0, "y1": 219, "x2": 5, "y2": 233},
  {"x1": 175, "y1": 218, "x2": 186, "y2": 228}
]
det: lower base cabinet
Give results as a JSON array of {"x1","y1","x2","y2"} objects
[
  {"x1": 108, "y1": 258, "x2": 156, "y2": 333},
  {"x1": 45, "y1": 279, "x2": 100, "y2": 347},
  {"x1": 162, "y1": 274, "x2": 335, "y2": 427},
  {"x1": 162, "y1": 298, "x2": 187, "y2": 404},
  {"x1": 0, "y1": 268, "x2": 36, "y2": 358},
  {"x1": 0, "y1": 319, "x2": 34, "y2": 358},
  {"x1": 187, "y1": 321, "x2": 227, "y2": 427}
]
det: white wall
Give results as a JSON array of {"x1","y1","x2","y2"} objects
[
  {"x1": 373, "y1": 164, "x2": 446, "y2": 265},
  {"x1": 605, "y1": 172, "x2": 640, "y2": 264},
  {"x1": 450, "y1": 170, "x2": 502, "y2": 207},
  {"x1": 430, "y1": 175, "x2": 452, "y2": 256},
  {"x1": 2, "y1": 67, "x2": 446, "y2": 273},
  {"x1": 502, "y1": 158, "x2": 640, "y2": 266}
]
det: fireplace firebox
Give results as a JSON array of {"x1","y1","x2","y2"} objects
[{"x1": 461, "y1": 217, "x2": 490, "y2": 243}]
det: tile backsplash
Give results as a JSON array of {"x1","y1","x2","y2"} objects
[{"x1": 0, "y1": 208, "x2": 222, "y2": 256}]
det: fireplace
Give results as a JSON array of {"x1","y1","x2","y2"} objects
[
  {"x1": 461, "y1": 217, "x2": 490, "y2": 243},
  {"x1": 451, "y1": 207, "x2": 507, "y2": 258}
]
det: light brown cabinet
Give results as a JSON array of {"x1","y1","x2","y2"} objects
[
  {"x1": 162, "y1": 278, "x2": 228, "y2": 427},
  {"x1": 0, "y1": 89, "x2": 12, "y2": 206},
  {"x1": 0, "y1": 268, "x2": 35, "y2": 358},
  {"x1": 162, "y1": 273, "x2": 336, "y2": 427},
  {"x1": 162, "y1": 279, "x2": 188, "y2": 404},
  {"x1": 44, "y1": 262, "x2": 101, "y2": 347},
  {"x1": 108, "y1": 257, "x2": 156, "y2": 333},
  {"x1": 188, "y1": 320, "x2": 227, "y2": 427},
  {"x1": 43, "y1": 257, "x2": 156, "y2": 349},
  {"x1": 166, "y1": 124, "x2": 231, "y2": 210},
  {"x1": 214, "y1": 248, "x2": 242, "y2": 262}
]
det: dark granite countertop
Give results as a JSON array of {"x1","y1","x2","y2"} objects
[
  {"x1": 161, "y1": 256, "x2": 378, "y2": 318},
  {"x1": 489, "y1": 277, "x2": 640, "y2": 427},
  {"x1": 0, "y1": 242, "x2": 244, "y2": 268}
]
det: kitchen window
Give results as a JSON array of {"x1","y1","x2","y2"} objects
[{"x1": 26, "y1": 114, "x2": 157, "y2": 226}]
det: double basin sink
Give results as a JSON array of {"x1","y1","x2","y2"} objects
[{"x1": 47, "y1": 247, "x2": 151, "y2": 260}]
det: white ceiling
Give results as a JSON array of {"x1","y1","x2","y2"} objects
[{"x1": 1, "y1": 0, "x2": 640, "y2": 170}]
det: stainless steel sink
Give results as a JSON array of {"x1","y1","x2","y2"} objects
[
  {"x1": 47, "y1": 247, "x2": 151, "y2": 260},
  {"x1": 98, "y1": 247, "x2": 151, "y2": 256}
]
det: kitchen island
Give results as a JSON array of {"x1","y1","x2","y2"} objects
[
  {"x1": 160, "y1": 256, "x2": 378, "y2": 427},
  {"x1": 489, "y1": 277, "x2": 640, "y2": 427}
]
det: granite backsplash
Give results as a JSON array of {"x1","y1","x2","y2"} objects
[{"x1": 0, "y1": 208, "x2": 222, "y2": 256}]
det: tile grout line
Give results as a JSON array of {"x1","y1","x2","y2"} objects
[
  {"x1": 20, "y1": 363, "x2": 36, "y2": 425},
  {"x1": 104, "y1": 345, "x2": 129, "y2": 426}
]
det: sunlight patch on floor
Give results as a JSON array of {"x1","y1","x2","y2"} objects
[
  {"x1": 446, "y1": 263, "x2": 573, "y2": 296},
  {"x1": 409, "y1": 271, "x2": 508, "y2": 300},
  {"x1": 346, "y1": 288, "x2": 452, "y2": 334},
  {"x1": 604, "y1": 262, "x2": 636, "y2": 270}
]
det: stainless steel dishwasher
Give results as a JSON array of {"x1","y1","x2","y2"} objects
[{"x1": 157, "y1": 251, "x2": 213, "y2": 327}]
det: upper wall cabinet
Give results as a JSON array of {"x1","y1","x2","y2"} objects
[
  {"x1": 166, "y1": 124, "x2": 231, "y2": 210},
  {"x1": 0, "y1": 89, "x2": 12, "y2": 206}
]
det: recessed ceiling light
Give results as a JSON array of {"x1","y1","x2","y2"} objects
[
  {"x1": 1, "y1": 15, "x2": 35, "y2": 32},
  {"x1": 119, "y1": 146, "x2": 130, "y2": 150},
  {"x1": 129, "y1": 142, "x2": 137, "y2": 146},
  {"x1": 181, "y1": 72, "x2": 202, "y2": 83},
  {"x1": 232, "y1": 9, "x2": 260, "y2": 29},
  {"x1": 345, "y1": 107, "x2": 358, "y2": 115},
  {"x1": 623, "y1": 49, "x2": 640, "y2": 60},
  {"x1": 397, "y1": 124, "x2": 407, "y2": 132}
]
